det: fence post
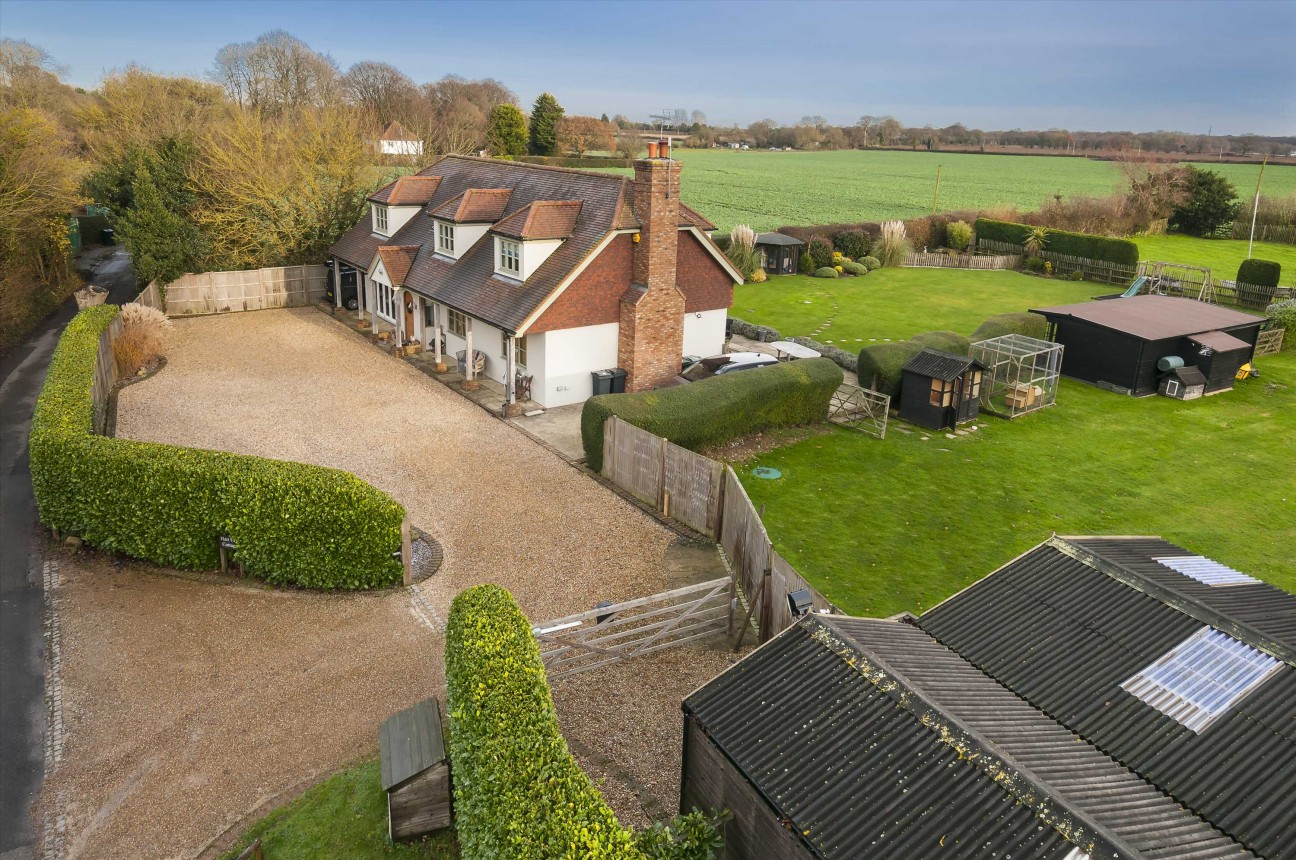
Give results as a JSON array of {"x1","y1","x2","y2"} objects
[
  {"x1": 401, "y1": 516, "x2": 412, "y2": 587},
  {"x1": 758, "y1": 566, "x2": 773, "y2": 643},
  {"x1": 658, "y1": 437, "x2": 668, "y2": 512}
]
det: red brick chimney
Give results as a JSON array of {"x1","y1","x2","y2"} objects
[{"x1": 618, "y1": 153, "x2": 685, "y2": 391}]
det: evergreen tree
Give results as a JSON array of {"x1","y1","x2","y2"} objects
[
  {"x1": 117, "y1": 161, "x2": 206, "y2": 288},
  {"x1": 485, "y1": 103, "x2": 529, "y2": 157},
  {"x1": 528, "y1": 92, "x2": 564, "y2": 156},
  {"x1": 1169, "y1": 166, "x2": 1240, "y2": 237},
  {"x1": 600, "y1": 113, "x2": 609, "y2": 123}
]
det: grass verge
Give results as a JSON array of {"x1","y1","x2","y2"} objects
[{"x1": 219, "y1": 760, "x2": 458, "y2": 860}]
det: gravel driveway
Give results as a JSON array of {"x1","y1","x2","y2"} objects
[{"x1": 46, "y1": 307, "x2": 723, "y2": 858}]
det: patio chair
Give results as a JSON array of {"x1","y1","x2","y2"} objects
[
  {"x1": 456, "y1": 349, "x2": 486, "y2": 377},
  {"x1": 515, "y1": 371, "x2": 534, "y2": 402}
]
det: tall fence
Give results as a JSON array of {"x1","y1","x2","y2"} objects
[
  {"x1": 602, "y1": 416, "x2": 837, "y2": 642},
  {"x1": 904, "y1": 251, "x2": 1020, "y2": 270},
  {"x1": 977, "y1": 238, "x2": 1137, "y2": 285},
  {"x1": 91, "y1": 315, "x2": 123, "y2": 435},
  {"x1": 144, "y1": 265, "x2": 328, "y2": 316}
]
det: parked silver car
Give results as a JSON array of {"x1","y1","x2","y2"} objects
[{"x1": 661, "y1": 352, "x2": 778, "y2": 387}]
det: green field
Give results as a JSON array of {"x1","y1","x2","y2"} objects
[
  {"x1": 659, "y1": 149, "x2": 1296, "y2": 234},
  {"x1": 733, "y1": 270, "x2": 1105, "y2": 344},
  {"x1": 1135, "y1": 234, "x2": 1296, "y2": 284},
  {"x1": 221, "y1": 760, "x2": 458, "y2": 859},
  {"x1": 734, "y1": 350, "x2": 1296, "y2": 618}
]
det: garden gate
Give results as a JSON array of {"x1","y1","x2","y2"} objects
[
  {"x1": 828, "y1": 385, "x2": 890, "y2": 438},
  {"x1": 532, "y1": 577, "x2": 733, "y2": 679}
]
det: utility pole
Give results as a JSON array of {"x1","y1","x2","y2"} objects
[
  {"x1": 932, "y1": 164, "x2": 943, "y2": 212},
  {"x1": 1247, "y1": 157, "x2": 1267, "y2": 259}
]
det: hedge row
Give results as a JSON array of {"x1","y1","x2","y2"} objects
[
  {"x1": 1238, "y1": 258, "x2": 1281, "y2": 289},
  {"x1": 581, "y1": 357, "x2": 843, "y2": 472},
  {"x1": 971, "y1": 311, "x2": 1048, "y2": 342},
  {"x1": 445, "y1": 585, "x2": 643, "y2": 859},
  {"x1": 30, "y1": 307, "x2": 405, "y2": 589},
  {"x1": 974, "y1": 218, "x2": 1139, "y2": 266}
]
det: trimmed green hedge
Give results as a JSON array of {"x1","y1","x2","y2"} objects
[
  {"x1": 581, "y1": 358, "x2": 843, "y2": 472},
  {"x1": 1238, "y1": 258, "x2": 1281, "y2": 288},
  {"x1": 974, "y1": 218, "x2": 1139, "y2": 266},
  {"x1": 910, "y1": 330, "x2": 970, "y2": 355},
  {"x1": 30, "y1": 307, "x2": 405, "y2": 589},
  {"x1": 857, "y1": 341, "x2": 924, "y2": 399},
  {"x1": 446, "y1": 584, "x2": 643, "y2": 859},
  {"x1": 971, "y1": 311, "x2": 1049, "y2": 342}
]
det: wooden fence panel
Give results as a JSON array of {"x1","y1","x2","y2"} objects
[
  {"x1": 151, "y1": 264, "x2": 328, "y2": 316},
  {"x1": 768, "y1": 551, "x2": 838, "y2": 635},
  {"x1": 1214, "y1": 279, "x2": 1280, "y2": 310},
  {"x1": 663, "y1": 444, "x2": 725, "y2": 538},
  {"x1": 978, "y1": 239, "x2": 1137, "y2": 285},
  {"x1": 904, "y1": 252, "x2": 1020, "y2": 270},
  {"x1": 719, "y1": 467, "x2": 772, "y2": 612},
  {"x1": 603, "y1": 417, "x2": 665, "y2": 507},
  {"x1": 91, "y1": 316, "x2": 123, "y2": 435}
]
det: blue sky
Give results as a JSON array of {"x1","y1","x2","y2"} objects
[{"x1": 2, "y1": 0, "x2": 1293, "y2": 134}]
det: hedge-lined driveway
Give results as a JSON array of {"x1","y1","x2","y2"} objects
[{"x1": 49, "y1": 307, "x2": 713, "y2": 858}]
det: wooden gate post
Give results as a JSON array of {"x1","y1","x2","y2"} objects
[{"x1": 401, "y1": 516, "x2": 412, "y2": 587}]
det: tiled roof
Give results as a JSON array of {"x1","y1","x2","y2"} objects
[
  {"x1": 919, "y1": 536, "x2": 1296, "y2": 859},
  {"x1": 430, "y1": 188, "x2": 513, "y2": 223},
  {"x1": 379, "y1": 120, "x2": 417, "y2": 142},
  {"x1": 491, "y1": 200, "x2": 583, "y2": 240},
  {"x1": 1032, "y1": 295, "x2": 1264, "y2": 341},
  {"x1": 376, "y1": 246, "x2": 419, "y2": 286},
  {"x1": 370, "y1": 175, "x2": 442, "y2": 206},
  {"x1": 903, "y1": 347, "x2": 981, "y2": 381}
]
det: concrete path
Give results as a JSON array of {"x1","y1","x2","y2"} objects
[{"x1": 0, "y1": 249, "x2": 135, "y2": 860}]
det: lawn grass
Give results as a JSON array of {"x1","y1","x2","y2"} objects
[
  {"x1": 732, "y1": 269, "x2": 1106, "y2": 344},
  {"x1": 1135, "y1": 234, "x2": 1296, "y2": 285},
  {"x1": 734, "y1": 351, "x2": 1296, "y2": 619},
  {"x1": 219, "y1": 760, "x2": 458, "y2": 860}
]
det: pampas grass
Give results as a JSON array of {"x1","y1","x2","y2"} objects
[
  {"x1": 113, "y1": 303, "x2": 175, "y2": 375},
  {"x1": 872, "y1": 220, "x2": 912, "y2": 267}
]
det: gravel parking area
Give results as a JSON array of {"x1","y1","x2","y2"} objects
[{"x1": 47, "y1": 307, "x2": 722, "y2": 857}]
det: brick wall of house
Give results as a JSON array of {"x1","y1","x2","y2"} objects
[
  {"x1": 528, "y1": 235, "x2": 631, "y2": 334},
  {"x1": 618, "y1": 284, "x2": 685, "y2": 391},
  {"x1": 678, "y1": 232, "x2": 734, "y2": 313}
]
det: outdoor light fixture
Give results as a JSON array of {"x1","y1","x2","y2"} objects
[{"x1": 787, "y1": 589, "x2": 814, "y2": 618}]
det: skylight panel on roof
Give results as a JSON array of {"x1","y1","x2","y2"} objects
[
  {"x1": 1122, "y1": 627, "x2": 1282, "y2": 733},
  {"x1": 1155, "y1": 555, "x2": 1260, "y2": 586}
]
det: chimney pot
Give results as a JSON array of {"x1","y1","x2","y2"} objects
[{"x1": 647, "y1": 141, "x2": 660, "y2": 159}]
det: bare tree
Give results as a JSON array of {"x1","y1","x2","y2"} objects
[
  {"x1": 342, "y1": 61, "x2": 417, "y2": 125},
  {"x1": 690, "y1": 109, "x2": 707, "y2": 127},
  {"x1": 615, "y1": 130, "x2": 643, "y2": 160},
  {"x1": 415, "y1": 75, "x2": 517, "y2": 156},
  {"x1": 210, "y1": 31, "x2": 340, "y2": 115}
]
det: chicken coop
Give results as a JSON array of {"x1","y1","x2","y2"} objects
[{"x1": 969, "y1": 334, "x2": 1063, "y2": 418}]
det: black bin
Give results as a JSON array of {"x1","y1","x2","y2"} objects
[
  {"x1": 591, "y1": 369, "x2": 614, "y2": 396},
  {"x1": 610, "y1": 368, "x2": 627, "y2": 393},
  {"x1": 100, "y1": 228, "x2": 115, "y2": 246}
]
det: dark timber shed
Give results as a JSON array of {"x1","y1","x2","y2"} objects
[
  {"x1": 754, "y1": 232, "x2": 805, "y2": 275},
  {"x1": 899, "y1": 348, "x2": 983, "y2": 430},
  {"x1": 1032, "y1": 295, "x2": 1264, "y2": 396},
  {"x1": 380, "y1": 698, "x2": 451, "y2": 841}
]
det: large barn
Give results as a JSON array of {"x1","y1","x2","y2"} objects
[
  {"x1": 1031, "y1": 295, "x2": 1265, "y2": 396},
  {"x1": 682, "y1": 535, "x2": 1294, "y2": 859}
]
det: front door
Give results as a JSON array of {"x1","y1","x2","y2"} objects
[{"x1": 403, "y1": 291, "x2": 416, "y2": 344}]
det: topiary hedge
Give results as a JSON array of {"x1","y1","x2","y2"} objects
[
  {"x1": 581, "y1": 358, "x2": 843, "y2": 472},
  {"x1": 857, "y1": 341, "x2": 925, "y2": 399},
  {"x1": 910, "y1": 330, "x2": 970, "y2": 355},
  {"x1": 1238, "y1": 258, "x2": 1281, "y2": 288},
  {"x1": 30, "y1": 306, "x2": 405, "y2": 589},
  {"x1": 445, "y1": 584, "x2": 643, "y2": 859},
  {"x1": 971, "y1": 311, "x2": 1049, "y2": 342},
  {"x1": 812, "y1": 267, "x2": 839, "y2": 278},
  {"x1": 974, "y1": 218, "x2": 1139, "y2": 266}
]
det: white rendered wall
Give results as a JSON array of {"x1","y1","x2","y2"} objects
[
  {"x1": 683, "y1": 309, "x2": 727, "y2": 358},
  {"x1": 444, "y1": 317, "x2": 505, "y2": 383},
  {"x1": 539, "y1": 323, "x2": 620, "y2": 407},
  {"x1": 385, "y1": 205, "x2": 423, "y2": 236}
]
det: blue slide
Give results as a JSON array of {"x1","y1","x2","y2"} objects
[{"x1": 1120, "y1": 276, "x2": 1148, "y2": 298}]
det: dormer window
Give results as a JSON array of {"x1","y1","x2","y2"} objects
[
  {"x1": 373, "y1": 205, "x2": 388, "y2": 234},
  {"x1": 437, "y1": 222, "x2": 455, "y2": 256},
  {"x1": 498, "y1": 239, "x2": 521, "y2": 276}
]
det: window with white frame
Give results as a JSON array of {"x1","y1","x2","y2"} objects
[
  {"x1": 448, "y1": 309, "x2": 467, "y2": 337},
  {"x1": 437, "y1": 222, "x2": 455, "y2": 255},
  {"x1": 373, "y1": 205, "x2": 388, "y2": 234},
  {"x1": 375, "y1": 281, "x2": 396, "y2": 322},
  {"x1": 497, "y1": 238, "x2": 521, "y2": 276},
  {"x1": 503, "y1": 335, "x2": 527, "y2": 367}
]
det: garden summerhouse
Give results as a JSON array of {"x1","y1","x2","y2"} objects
[
  {"x1": 900, "y1": 348, "x2": 984, "y2": 430},
  {"x1": 754, "y1": 233, "x2": 805, "y2": 276}
]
